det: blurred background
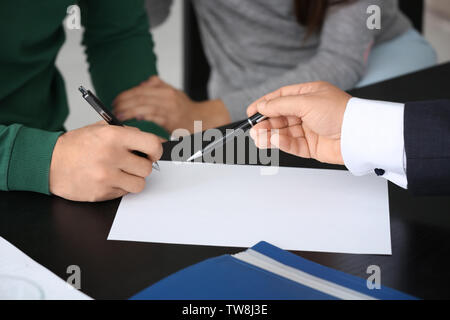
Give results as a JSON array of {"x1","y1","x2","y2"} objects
[{"x1": 57, "y1": 0, "x2": 450, "y2": 131}]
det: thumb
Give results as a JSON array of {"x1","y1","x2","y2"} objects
[{"x1": 270, "y1": 133, "x2": 310, "y2": 159}]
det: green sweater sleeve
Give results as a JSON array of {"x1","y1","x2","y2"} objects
[
  {"x1": 0, "y1": 124, "x2": 62, "y2": 194},
  {"x1": 80, "y1": 0, "x2": 158, "y2": 110},
  {"x1": 79, "y1": 0, "x2": 169, "y2": 139}
]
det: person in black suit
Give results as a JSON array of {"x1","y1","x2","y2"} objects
[{"x1": 247, "y1": 81, "x2": 450, "y2": 196}]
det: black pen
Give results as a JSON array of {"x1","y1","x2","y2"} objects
[
  {"x1": 186, "y1": 113, "x2": 267, "y2": 162},
  {"x1": 78, "y1": 86, "x2": 160, "y2": 171}
]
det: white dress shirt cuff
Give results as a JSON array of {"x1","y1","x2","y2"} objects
[{"x1": 341, "y1": 98, "x2": 407, "y2": 189}]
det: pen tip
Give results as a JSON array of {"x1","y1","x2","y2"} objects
[{"x1": 153, "y1": 162, "x2": 160, "y2": 171}]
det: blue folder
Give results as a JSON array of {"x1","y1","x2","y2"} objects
[{"x1": 131, "y1": 241, "x2": 417, "y2": 300}]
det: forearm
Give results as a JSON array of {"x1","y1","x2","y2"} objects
[{"x1": 0, "y1": 124, "x2": 62, "y2": 194}]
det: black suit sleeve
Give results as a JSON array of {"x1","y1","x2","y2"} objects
[{"x1": 404, "y1": 100, "x2": 450, "y2": 196}]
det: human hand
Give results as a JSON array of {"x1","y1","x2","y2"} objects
[
  {"x1": 49, "y1": 122, "x2": 163, "y2": 202},
  {"x1": 113, "y1": 76, "x2": 230, "y2": 133},
  {"x1": 247, "y1": 81, "x2": 351, "y2": 165}
]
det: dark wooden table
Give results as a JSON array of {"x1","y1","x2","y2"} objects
[{"x1": 1, "y1": 63, "x2": 450, "y2": 300}]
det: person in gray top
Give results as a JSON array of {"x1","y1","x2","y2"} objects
[{"x1": 113, "y1": 0, "x2": 412, "y2": 134}]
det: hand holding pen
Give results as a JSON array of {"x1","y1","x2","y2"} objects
[
  {"x1": 46, "y1": 87, "x2": 163, "y2": 202},
  {"x1": 79, "y1": 86, "x2": 160, "y2": 171}
]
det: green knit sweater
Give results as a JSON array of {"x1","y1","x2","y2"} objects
[{"x1": 0, "y1": 0, "x2": 168, "y2": 195}]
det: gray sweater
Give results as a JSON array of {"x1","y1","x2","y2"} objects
[{"x1": 147, "y1": 0, "x2": 411, "y2": 121}]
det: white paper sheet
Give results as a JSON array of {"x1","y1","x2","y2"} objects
[
  {"x1": 0, "y1": 237, "x2": 91, "y2": 300},
  {"x1": 108, "y1": 161, "x2": 391, "y2": 254}
]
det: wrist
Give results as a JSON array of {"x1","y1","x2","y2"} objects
[
  {"x1": 49, "y1": 133, "x2": 66, "y2": 196},
  {"x1": 8, "y1": 126, "x2": 63, "y2": 195}
]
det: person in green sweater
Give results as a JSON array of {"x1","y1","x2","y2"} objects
[{"x1": 0, "y1": 1, "x2": 168, "y2": 202}]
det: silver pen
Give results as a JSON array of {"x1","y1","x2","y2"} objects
[{"x1": 187, "y1": 113, "x2": 267, "y2": 162}]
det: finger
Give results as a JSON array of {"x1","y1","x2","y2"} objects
[
  {"x1": 246, "y1": 88, "x2": 286, "y2": 117},
  {"x1": 250, "y1": 125, "x2": 304, "y2": 148},
  {"x1": 113, "y1": 170, "x2": 147, "y2": 194},
  {"x1": 113, "y1": 86, "x2": 149, "y2": 105},
  {"x1": 270, "y1": 133, "x2": 311, "y2": 159},
  {"x1": 113, "y1": 93, "x2": 163, "y2": 113},
  {"x1": 252, "y1": 116, "x2": 301, "y2": 131},
  {"x1": 270, "y1": 125, "x2": 305, "y2": 138},
  {"x1": 122, "y1": 129, "x2": 164, "y2": 162},
  {"x1": 143, "y1": 76, "x2": 165, "y2": 87},
  {"x1": 256, "y1": 95, "x2": 313, "y2": 119},
  {"x1": 246, "y1": 81, "x2": 326, "y2": 117},
  {"x1": 119, "y1": 152, "x2": 154, "y2": 178},
  {"x1": 278, "y1": 81, "x2": 328, "y2": 96},
  {"x1": 247, "y1": 89, "x2": 285, "y2": 117},
  {"x1": 249, "y1": 128, "x2": 274, "y2": 149},
  {"x1": 113, "y1": 89, "x2": 173, "y2": 113},
  {"x1": 101, "y1": 188, "x2": 128, "y2": 201},
  {"x1": 115, "y1": 105, "x2": 161, "y2": 121},
  {"x1": 113, "y1": 84, "x2": 170, "y2": 107},
  {"x1": 250, "y1": 117, "x2": 302, "y2": 137},
  {"x1": 119, "y1": 108, "x2": 169, "y2": 130}
]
